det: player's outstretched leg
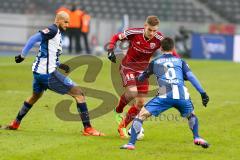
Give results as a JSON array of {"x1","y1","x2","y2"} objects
[
  {"x1": 77, "y1": 102, "x2": 104, "y2": 136},
  {"x1": 121, "y1": 107, "x2": 151, "y2": 150},
  {"x1": 114, "y1": 93, "x2": 131, "y2": 125},
  {"x1": 118, "y1": 95, "x2": 144, "y2": 138},
  {"x1": 68, "y1": 86, "x2": 105, "y2": 136},
  {"x1": 115, "y1": 86, "x2": 139, "y2": 138},
  {"x1": 187, "y1": 113, "x2": 209, "y2": 148},
  {"x1": 114, "y1": 85, "x2": 138, "y2": 124},
  {"x1": 117, "y1": 122, "x2": 128, "y2": 139},
  {"x1": 113, "y1": 107, "x2": 123, "y2": 125},
  {"x1": 118, "y1": 104, "x2": 139, "y2": 139},
  {"x1": 120, "y1": 118, "x2": 142, "y2": 150},
  {"x1": 2, "y1": 92, "x2": 43, "y2": 130},
  {"x1": 120, "y1": 95, "x2": 144, "y2": 127}
]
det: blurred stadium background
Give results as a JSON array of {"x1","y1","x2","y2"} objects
[
  {"x1": 1, "y1": 1, "x2": 240, "y2": 159},
  {"x1": 0, "y1": 0, "x2": 239, "y2": 61}
]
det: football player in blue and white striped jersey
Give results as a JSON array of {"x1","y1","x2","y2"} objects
[
  {"x1": 121, "y1": 37, "x2": 209, "y2": 150},
  {"x1": 4, "y1": 11, "x2": 104, "y2": 136}
]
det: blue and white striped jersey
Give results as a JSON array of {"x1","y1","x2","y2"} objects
[
  {"x1": 32, "y1": 24, "x2": 63, "y2": 74},
  {"x1": 141, "y1": 54, "x2": 191, "y2": 100}
]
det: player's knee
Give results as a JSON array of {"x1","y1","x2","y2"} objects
[
  {"x1": 126, "y1": 90, "x2": 138, "y2": 99},
  {"x1": 72, "y1": 87, "x2": 85, "y2": 96},
  {"x1": 136, "y1": 99, "x2": 145, "y2": 108},
  {"x1": 137, "y1": 109, "x2": 150, "y2": 121},
  {"x1": 138, "y1": 114, "x2": 148, "y2": 121},
  {"x1": 76, "y1": 90, "x2": 84, "y2": 96},
  {"x1": 186, "y1": 113, "x2": 196, "y2": 119},
  {"x1": 70, "y1": 87, "x2": 86, "y2": 102}
]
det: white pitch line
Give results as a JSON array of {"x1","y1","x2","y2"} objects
[
  {"x1": 0, "y1": 63, "x2": 32, "y2": 66},
  {"x1": 221, "y1": 101, "x2": 240, "y2": 106},
  {"x1": 4, "y1": 90, "x2": 29, "y2": 94}
]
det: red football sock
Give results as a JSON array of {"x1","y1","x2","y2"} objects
[
  {"x1": 116, "y1": 94, "x2": 130, "y2": 113},
  {"x1": 122, "y1": 104, "x2": 140, "y2": 127}
]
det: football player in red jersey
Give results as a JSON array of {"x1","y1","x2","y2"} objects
[{"x1": 107, "y1": 16, "x2": 180, "y2": 138}]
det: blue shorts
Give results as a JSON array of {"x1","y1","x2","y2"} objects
[
  {"x1": 145, "y1": 97, "x2": 194, "y2": 117},
  {"x1": 33, "y1": 70, "x2": 76, "y2": 94}
]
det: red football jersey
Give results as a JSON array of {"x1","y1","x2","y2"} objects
[
  {"x1": 109, "y1": 28, "x2": 179, "y2": 72},
  {"x1": 122, "y1": 28, "x2": 163, "y2": 71}
]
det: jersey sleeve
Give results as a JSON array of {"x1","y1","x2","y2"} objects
[
  {"x1": 182, "y1": 60, "x2": 205, "y2": 93},
  {"x1": 108, "y1": 28, "x2": 136, "y2": 49},
  {"x1": 21, "y1": 32, "x2": 42, "y2": 57},
  {"x1": 123, "y1": 28, "x2": 137, "y2": 39},
  {"x1": 182, "y1": 60, "x2": 191, "y2": 79},
  {"x1": 108, "y1": 32, "x2": 125, "y2": 50},
  {"x1": 39, "y1": 25, "x2": 58, "y2": 41},
  {"x1": 186, "y1": 71, "x2": 205, "y2": 94}
]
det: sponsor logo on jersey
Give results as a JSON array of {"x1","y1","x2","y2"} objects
[
  {"x1": 42, "y1": 28, "x2": 50, "y2": 34},
  {"x1": 150, "y1": 43, "x2": 156, "y2": 49}
]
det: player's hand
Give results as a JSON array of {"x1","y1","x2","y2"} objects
[
  {"x1": 201, "y1": 92, "x2": 209, "y2": 107},
  {"x1": 107, "y1": 49, "x2": 116, "y2": 63},
  {"x1": 136, "y1": 74, "x2": 144, "y2": 82},
  {"x1": 15, "y1": 55, "x2": 25, "y2": 63},
  {"x1": 59, "y1": 64, "x2": 70, "y2": 73}
]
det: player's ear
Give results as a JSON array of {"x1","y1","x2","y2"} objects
[{"x1": 144, "y1": 23, "x2": 148, "y2": 29}]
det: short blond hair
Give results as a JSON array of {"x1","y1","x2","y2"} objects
[{"x1": 145, "y1": 15, "x2": 160, "y2": 26}]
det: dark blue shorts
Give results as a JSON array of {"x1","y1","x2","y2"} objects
[
  {"x1": 33, "y1": 71, "x2": 76, "y2": 94},
  {"x1": 145, "y1": 96, "x2": 194, "y2": 117}
]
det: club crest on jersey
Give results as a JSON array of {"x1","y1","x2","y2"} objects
[
  {"x1": 150, "y1": 43, "x2": 156, "y2": 49},
  {"x1": 42, "y1": 28, "x2": 50, "y2": 34}
]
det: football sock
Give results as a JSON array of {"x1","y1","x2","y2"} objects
[
  {"x1": 16, "y1": 101, "x2": 33, "y2": 122},
  {"x1": 122, "y1": 104, "x2": 140, "y2": 127},
  {"x1": 188, "y1": 114, "x2": 199, "y2": 138},
  {"x1": 116, "y1": 94, "x2": 130, "y2": 113},
  {"x1": 129, "y1": 118, "x2": 143, "y2": 145},
  {"x1": 77, "y1": 103, "x2": 91, "y2": 128}
]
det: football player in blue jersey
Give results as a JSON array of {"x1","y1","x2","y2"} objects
[
  {"x1": 121, "y1": 37, "x2": 209, "y2": 150},
  {"x1": 3, "y1": 11, "x2": 104, "y2": 136}
]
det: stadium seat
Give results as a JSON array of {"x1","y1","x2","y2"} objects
[
  {"x1": 0, "y1": 0, "x2": 217, "y2": 22},
  {"x1": 199, "y1": 0, "x2": 240, "y2": 23}
]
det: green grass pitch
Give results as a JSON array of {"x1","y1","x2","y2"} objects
[{"x1": 0, "y1": 56, "x2": 239, "y2": 160}]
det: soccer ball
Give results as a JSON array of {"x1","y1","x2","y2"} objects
[{"x1": 128, "y1": 127, "x2": 144, "y2": 140}]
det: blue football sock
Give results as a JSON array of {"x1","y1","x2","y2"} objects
[
  {"x1": 129, "y1": 118, "x2": 143, "y2": 145},
  {"x1": 16, "y1": 101, "x2": 33, "y2": 122},
  {"x1": 188, "y1": 114, "x2": 199, "y2": 138},
  {"x1": 77, "y1": 103, "x2": 91, "y2": 128}
]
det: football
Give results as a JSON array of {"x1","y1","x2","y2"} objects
[{"x1": 128, "y1": 127, "x2": 144, "y2": 140}]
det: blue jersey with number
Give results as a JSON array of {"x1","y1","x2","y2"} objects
[
  {"x1": 32, "y1": 24, "x2": 63, "y2": 74},
  {"x1": 147, "y1": 54, "x2": 191, "y2": 99}
]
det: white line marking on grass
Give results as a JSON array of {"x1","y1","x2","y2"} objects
[
  {"x1": 4, "y1": 90, "x2": 28, "y2": 94},
  {"x1": 0, "y1": 63, "x2": 32, "y2": 66},
  {"x1": 220, "y1": 101, "x2": 240, "y2": 107}
]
